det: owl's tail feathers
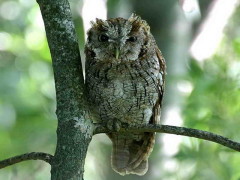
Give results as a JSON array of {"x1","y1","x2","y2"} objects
[{"x1": 108, "y1": 132, "x2": 155, "y2": 176}]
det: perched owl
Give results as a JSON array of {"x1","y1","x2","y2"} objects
[{"x1": 85, "y1": 14, "x2": 166, "y2": 176}]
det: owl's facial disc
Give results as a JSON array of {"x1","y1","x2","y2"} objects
[
  {"x1": 108, "y1": 37, "x2": 137, "y2": 60},
  {"x1": 95, "y1": 32, "x2": 142, "y2": 62},
  {"x1": 101, "y1": 36, "x2": 123, "y2": 59},
  {"x1": 87, "y1": 17, "x2": 147, "y2": 62}
]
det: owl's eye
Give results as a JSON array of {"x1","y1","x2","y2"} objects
[
  {"x1": 98, "y1": 34, "x2": 109, "y2": 42},
  {"x1": 127, "y1": 36, "x2": 137, "y2": 42}
]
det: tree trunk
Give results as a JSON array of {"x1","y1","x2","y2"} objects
[{"x1": 36, "y1": 0, "x2": 92, "y2": 179}]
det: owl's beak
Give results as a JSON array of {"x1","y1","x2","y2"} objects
[{"x1": 115, "y1": 48, "x2": 120, "y2": 59}]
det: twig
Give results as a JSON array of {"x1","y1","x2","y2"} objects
[
  {"x1": 0, "y1": 152, "x2": 53, "y2": 169},
  {"x1": 94, "y1": 124, "x2": 240, "y2": 152}
]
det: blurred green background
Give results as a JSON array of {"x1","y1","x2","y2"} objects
[{"x1": 1, "y1": 0, "x2": 240, "y2": 179}]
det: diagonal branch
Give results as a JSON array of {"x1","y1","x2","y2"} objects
[
  {"x1": 0, "y1": 152, "x2": 53, "y2": 169},
  {"x1": 94, "y1": 124, "x2": 240, "y2": 152}
]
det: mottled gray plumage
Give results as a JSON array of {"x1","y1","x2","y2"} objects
[{"x1": 85, "y1": 14, "x2": 166, "y2": 176}]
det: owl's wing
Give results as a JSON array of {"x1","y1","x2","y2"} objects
[
  {"x1": 151, "y1": 46, "x2": 166, "y2": 125},
  {"x1": 112, "y1": 48, "x2": 166, "y2": 175}
]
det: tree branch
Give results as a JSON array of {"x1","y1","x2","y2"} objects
[
  {"x1": 2, "y1": 123, "x2": 239, "y2": 170},
  {"x1": 94, "y1": 124, "x2": 240, "y2": 152},
  {"x1": 0, "y1": 152, "x2": 53, "y2": 169}
]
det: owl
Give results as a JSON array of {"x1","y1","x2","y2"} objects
[{"x1": 85, "y1": 14, "x2": 166, "y2": 176}]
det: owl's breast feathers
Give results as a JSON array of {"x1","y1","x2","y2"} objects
[{"x1": 86, "y1": 48, "x2": 165, "y2": 124}]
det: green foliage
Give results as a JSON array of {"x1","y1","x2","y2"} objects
[{"x1": 176, "y1": 9, "x2": 240, "y2": 180}]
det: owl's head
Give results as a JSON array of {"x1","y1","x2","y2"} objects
[{"x1": 85, "y1": 14, "x2": 153, "y2": 62}]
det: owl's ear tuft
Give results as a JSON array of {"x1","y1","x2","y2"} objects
[
  {"x1": 95, "y1": 18, "x2": 109, "y2": 30},
  {"x1": 128, "y1": 13, "x2": 141, "y2": 24},
  {"x1": 142, "y1": 20, "x2": 150, "y2": 35},
  {"x1": 90, "y1": 20, "x2": 96, "y2": 28},
  {"x1": 128, "y1": 13, "x2": 150, "y2": 35},
  {"x1": 96, "y1": 18, "x2": 104, "y2": 25}
]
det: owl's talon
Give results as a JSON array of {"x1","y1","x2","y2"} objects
[{"x1": 107, "y1": 120, "x2": 121, "y2": 132}]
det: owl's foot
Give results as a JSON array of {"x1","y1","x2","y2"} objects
[{"x1": 107, "y1": 120, "x2": 121, "y2": 132}]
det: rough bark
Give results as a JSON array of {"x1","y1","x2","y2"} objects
[{"x1": 36, "y1": 0, "x2": 93, "y2": 179}]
